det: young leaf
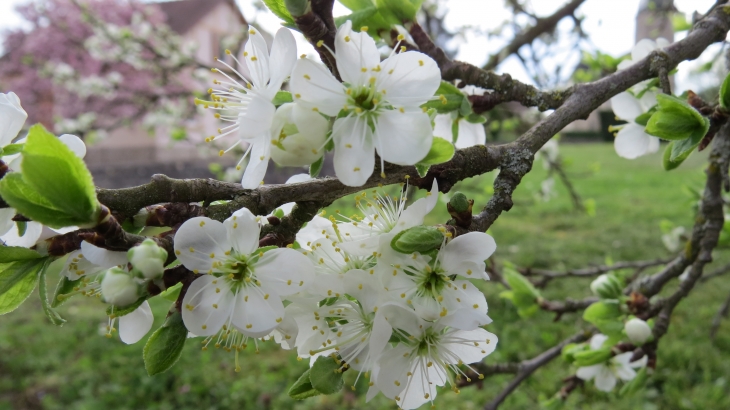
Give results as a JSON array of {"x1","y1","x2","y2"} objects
[
  {"x1": 272, "y1": 91, "x2": 294, "y2": 106},
  {"x1": 422, "y1": 81, "x2": 466, "y2": 113},
  {"x1": 143, "y1": 309, "x2": 188, "y2": 376},
  {"x1": 583, "y1": 300, "x2": 622, "y2": 323},
  {"x1": 0, "y1": 174, "x2": 85, "y2": 228},
  {"x1": 720, "y1": 72, "x2": 730, "y2": 109},
  {"x1": 19, "y1": 125, "x2": 100, "y2": 227},
  {"x1": 309, "y1": 355, "x2": 344, "y2": 394},
  {"x1": 288, "y1": 368, "x2": 322, "y2": 400},
  {"x1": 38, "y1": 259, "x2": 66, "y2": 326},
  {"x1": 451, "y1": 119, "x2": 459, "y2": 144},
  {"x1": 309, "y1": 156, "x2": 324, "y2": 178},
  {"x1": 106, "y1": 296, "x2": 147, "y2": 317},
  {"x1": 263, "y1": 0, "x2": 296, "y2": 25},
  {"x1": 418, "y1": 138, "x2": 455, "y2": 166},
  {"x1": 159, "y1": 282, "x2": 182, "y2": 302},
  {"x1": 415, "y1": 164, "x2": 430, "y2": 178},
  {"x1": 377, "y1": 0, "x2": 423, "y2": 21},
  {"x1": 334, "y1": 6, "x2": 378, "y2": 29},
  {"x1": 0, "y1": 258, "x2": 46, "y2": 315},
  {"x1": 645, "y1": 94, "x2": 709, "y2": 141},
  {"x1": 0, "y1": 246, "x2": 43, "y2": 263},
  {"x1": 662, "y1": 141, "x2": 693, "y2": 170},
  {"x1": 52, "y1": 276, "x2": 81, "y2": 308}
]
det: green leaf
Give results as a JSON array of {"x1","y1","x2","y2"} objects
[
  {"x1": 415, "y1": 163, "x2": 430, "y2": 178},
  {"x1": 390, "y1": 226, "x2": 444, "y2": 253},
  {"x1": 334, "y1": 6, "x2": 378, "y2": 28},
  {"x1": 159, "y1": 282, "x2": 182, "y2": 302},
  {"x1": 19, "y1": 125, "x2": 100, "y2": 227},
  {"x1": 38, "y1": 259, "x2": 65, "y2": 326},
  {"x1": 0, "y1": 246, "x2": 43, "y2": 263},
  {"x1": 143, "y1": 309, "x2": 188, "y2": 375},
  {"x1": 464, "y1": 113, "x2": 487, "y2": 124},
  {"x1": 645, "y1": 94, "x2": 709, "y2": 141},
  {"x1": 1, "y1": 143, "x2": 24, "y2": 156},
  {"x1": 0, "y1": 258, "x2": 46, "y2": 315},
  {"x1": 583, "y1": 300, "x2": 622, "y2": 323},
  {"x1": 310, "y1": 156, "x2": 324, "y2": 177},
  {"x1": 422, "y1": 81, "x2": 466, "y2": 113},
  {"x1": 339, "y1": 0, "x2": 374, "y2": 11},
  {"x1": 272, "y1": 91, "x2": 294, "y2": 106},
  {"x1": 418, "y1": 138, "x2": 454, "y2": 166},
  {"x1": 0, "y1": 174, "x2": 85, "y2": 228},
  {"x1": 310, "y1": 355, "x2": 344, "y2": 394},
  {"x1": 573, "y1": 348, "x2": 613, "y2": 367},
  {"x1": 662, "y1": 141, "x2": 693, "y2": 170},
  {"x1": 376, "y1": 0, "x2": 423, "y2": 21},
  {"x1": 52, "y1": 276, "x2": 81, "y2": 308},
  {"x1": 288, "y1": 368, "x2": 322, "y2": 400},
  {"x1": 106, "y1": 296, "x2": 146, "y2": 318},
  {"x1": 502, "y1": 267, "x2": 541, "y2": 299},
  {"x1": 284, "y1": 0, "x2": 309, "y2": 17},
  {"x1": 720, "y1": 72, "x2": 730, "y2": 109},
  {"x1": 451, "y1": 119, "x2": 459, "y2": 144},
  {"x1": 633, "y1": 110, "x2": 654, "y2": 126},
  {"x1": 263, "y1": 0, "x2": 296, "y2": 25},
  {"x1": 618, "y1": 367, "x2": 649, "y2": 397},
  {"x1": 672, "y1": 12, "x2": 692, "y2": 32}
]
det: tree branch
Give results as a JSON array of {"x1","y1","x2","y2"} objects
[{"x1": 483, "y1": 0, "x2": 588, "y2": 71}]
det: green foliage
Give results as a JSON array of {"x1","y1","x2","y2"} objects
[
  {"x1": 263, "y1": 0, "x2": 296, "y2": 25},
  {"x1": 573, "y1": 347, "x2": 612, "y2": 367},
  {"x1": 334, "y1": 6, "x2": 378, "y2": 28},
  {"x1": 418, "y1": 137, "x2": 454, "y2": 166},
  {"x1": 0, "y1": 258, "x2": 47, "y2": 315},
  {"x1": 448, "y1": 192, "x2": 470, "y2": 213},
  {"x1": 0, "y1": 125, "x2": 101, "y2": 229},
  {"x1": 645, "y1": 94, "x2": 709, "y2": 142},
  {"x1": 107, "y1": 297, "x2": 147, "y2": 318},
  {"x1": 309, "y1": 156, "x2": 324, "y2": 178},
  {"x1": 51, "y1": 276, "x2": 80, "y2": 308},
  {"x1": 0, "y1": 246, "x2": 43, "y2": 263},
  {"x1": 390, "y1": 226, "x2": 444, "y2": 253},
  {"x1": 309, "y1": 355, "x2": 344, "y2": 395},
  {"x1": 583, "y1": 300, "x2": 624, "y2": 336},
  {"x1": 38, "y1": 259, "x2": 65, "y2": 326},
  {"x1": 662, "y1": 140, "x2": 693, "y2": 170},
  {"x1": 143, "y1": 309, "x2": 188, "y2": 376},
  {"x1": 272, "y1": 91, "x2": 294, "y2": 106},
  {"x1": 0, "y1": 143, "x2": 24, "y2": 157},
  {"x1": 618, "y1": 367, "x2": 649, "y2": 397},
  {"x1": 672, "y1": 13, "x2": 692, "y2": 32},
  {"x1": 500, "y1": 266, "x2": 541, "y2": 318},
  {"x1": 376, "y1": 0, "x2": 423, "y2": 21},
  {"x1": 572, "y1": 50, "x2": 623, "y2": 83},
  {"x1": 159, "y1": 282, "x2": 182, "y2": 302},
  {"x1": 423, "y1": 81, "x2": 467, "y2": 114},
  {"x1": 720, "y1": 72, "x2": 730, "y2": 110},
  {"x1": 288, "y1": 368, "x2": 322, "y2": 400}
]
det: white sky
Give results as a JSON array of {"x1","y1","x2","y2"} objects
[{"x1": 0, "y1": 0, "x2": 722, "y2": 90}]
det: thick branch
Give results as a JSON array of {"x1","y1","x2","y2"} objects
[{"x1": 483, "y1": 0, "x2": 587, "y2": 70}]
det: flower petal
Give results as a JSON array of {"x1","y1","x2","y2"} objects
[
  {"x1": 594, "y1": 366, "x2": 617, "y2": 392},
  {"x1": 373, "y1": 110, "x2": 432, "y2": 166},
  {"x1": 244, "y1": 26, "x2": 271, "y2": 89},
  {"x1": 394, "y1": 180, "x2": 439, "y2": 233},
  {"x1": 333, "y1": 116, "x2": 375, "y2": 187},
  {"x1": 0, "y1": 92, "x2": 27, "y2": 147},
  {"x1": 614, "y1": 123, "x2": 654, "y2": 159},
  {"x1": 610, "y1": 92, "x2": 644, "y2": 122},
  {"x1": 589, "y1": 333, "x2": 609, "y2": 350},
  {"x1": 58, "y1": 134, "x2": 87, "y2": 158},
  {"x1": 232, "y1": 287, "x2": 285, "y2": 337},
  {"x1": 335, "y1": 20, "x2": 381, "y2": 86},
  {"x1": 576, "y1": 364, "x2": 602, "y2": 380},
  {"x1": 173, "y1": 217, "x2": 231, "y2": 273},
  {"x1": 0, "y1": 221, "x2": 42, "y2": 248},
  {"x1": 267, "y1": 28, "x2": 297, "y2": 94},
  {"x1": 181, "y1": 275, "x2": 235, "y2": 336},
  {"x1": 224, "y1": 207, "x2": 260, "y2": 255},
  {"x1": 0, "y1": 208, "x2": 16, "y2": 236},
  {"x1": 455, "y1": 120, "x2": 486, "y2": 148},
  {"x1": 291, "y1": 58, "x2": 348, "y2": 116},
  {"x1": 237, "y1": 95, "x2": 276, "y2": 140},
  {"x1": 440, "y1": 232, "x2": 496, "y2": 276},
  {"x1": 241, "y1": 135, "x2": 271, "y2": 189},
  {"x1": 377, "y1": 51, "x2": 441, "y2": 107},
  {"x1": 442, "y1": 328, "x2": 498, "y2": 364},
  {"x1": 632, "y1": 38, "x2": 657, "y2": 61},
  {"x1": 119, "y1": 300, "x2": 154, "y2": 344},
  {"x1": 254, "y1": 248, "x2": 314, "y2": 296},
  {"x1": 80, "y1": 241, "x2": 128, "y2": 268}
]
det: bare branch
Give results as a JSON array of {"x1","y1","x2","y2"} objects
[
  {"x1": 710, "y1": 290, "x2": 730, "y2": 339},
  {"x1": 521, "y1": 258, "x2": 671, "y2": 280}
]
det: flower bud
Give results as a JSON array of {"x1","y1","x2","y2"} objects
[
  {"x1": 0, "y1": 92, "x2": 27, "y2": 146},
  {"x1": 391, "y1": 226, "x2": 444, "y2": 254},
  {"x1": 590, "y1": 274, "x2": 623, "y2": 299},
  {"x1": 270, "y1": 103, "x2": 328, "y2": 167},
  {"x1": 624, "y1": 318, "x2": 652, "y2": 344},
  {"x1": 448, "y1": 192, "x2": 470, "y2": 213},
  {"x1": 573, "y1": 347, "x2": 612, "y2": 367},
  {"x1": 128, "y1": 239, "x2": 167, "y2": 279},
  {"x1": 101, "y1": 267, "x2": 140, "y2": 307}
]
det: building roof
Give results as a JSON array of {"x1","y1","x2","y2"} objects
[{"x1": 157, "y1": 0, "x2": 246, "y2": 34}]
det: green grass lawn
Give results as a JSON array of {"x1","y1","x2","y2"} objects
[{"x1": 2, "y1": 143, "x2": 729, "y2": 410}]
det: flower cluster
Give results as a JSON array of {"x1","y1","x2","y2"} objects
[
  {"x1": 168, "y1": 182, "x2": 498, "y2": 409},
  {"x1": 201, "y1": 21, "x2": 444, "y2": 189}
]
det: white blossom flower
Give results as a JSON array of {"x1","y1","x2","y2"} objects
[
  {"x1": 338, "y1": 180, "x2": 439, "y2": 257},
  {"x1": 661, "y1": 226, "x2": 686, "y2": 252},
  {"x1": 205, "y1": 26, "x2": 297, "y2": 188},
  {"x1": 272, "y1": 174, "x2": 312, "y2": 217},
  {"x1": 537, "y1": 138, "x2": 559, "y2": 169},
  {"x1": 576, "y1": 334, "x2": 648, "y2": 392},
  {"x1": 375, "y1": 314, "x2": 498, "y2": 409},
  {"x1": 290, "y1": 21, "x2": 441, "y2": 186},
  {"x1": 610, "y1": 90, "x2": 659, "y2": 159},
  {"x1": 381, "y1": 232, "x2": 495, "y2": 327},
  {"x1": 269, "y1": 103, "x2": 329, "y2": 167},
  {"x1": 0, "y1": 92, "x2": 26, "y2": 147},
  {"x1": 174, "y1": 207, "x2": 314, "y2": 339}
]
